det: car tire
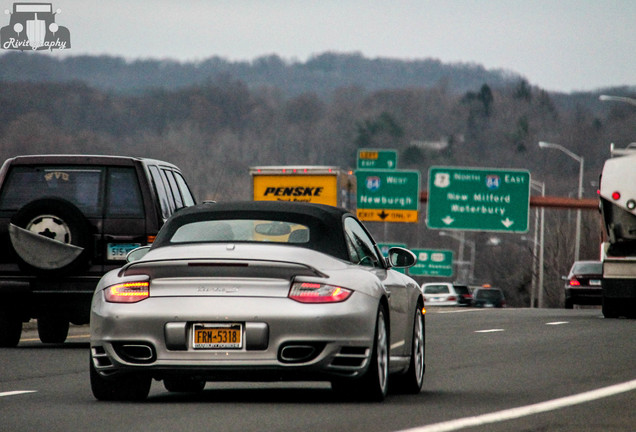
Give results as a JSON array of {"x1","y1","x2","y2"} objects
[
  {"x1": 333, "y1": 305, "x2": 389, "y2": 402},
  {"x1": 163, "y1": 378, "x2": 206, "y2": 393},
  {"x1": 37, "y1": 316, "x2": 69, "y2": 344},
  {"x1": 360, "y1": 305, "x2": 390, "y2": 401},
  {"x1": 0, "y1": 310, "x2": 22, "y2": 347},
  {"x1": 10, "y1": 198, "x2": 91, "y2": 275},
  {"x1": 90, "y1": 356, "x2": 151, "y2": 401},
  {"x1": 391, "y1": 303, "x2": 425, "y2": 394}
]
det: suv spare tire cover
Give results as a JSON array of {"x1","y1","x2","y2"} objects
[{"x1": 9, "y1": 198, "x2": 92, "y2": 274}]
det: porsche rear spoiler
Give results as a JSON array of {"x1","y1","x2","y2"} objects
[{"x1": 119, "y1": 258, "x2": 328, "y2": 280}]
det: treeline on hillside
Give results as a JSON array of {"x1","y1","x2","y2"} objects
[
  {"x1": 1, "y1": 77, "x2": 633, "y2": 200},
  {"x1": 0, "y1": 51, "x2": 522, "y2": 95},
  {"x1": 0, "y1": 77, "x2": 634, "y2": 306}
]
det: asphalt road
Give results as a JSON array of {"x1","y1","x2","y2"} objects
[{"x1": 1, "y1": 308, "x2": 634, "y2": 432}]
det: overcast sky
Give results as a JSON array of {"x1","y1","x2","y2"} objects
[{"x1": 12, "y1": 0, "x2": 636, "y2": 93}]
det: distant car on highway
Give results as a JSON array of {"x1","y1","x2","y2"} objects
[
  {"x1": 453, "y1": 284, "x2": 473, "y2": 306},
  {"x1": 89, "y1": 201, "x2": 425, "y2": 402},
  {"x1": 421, "y1": 282, "x2": 461, "y2": 306},
  {"x1": 562, "y1": 261, "x2": 603, "y2": 309},
  {"x1": 472, "y1": 286, "x2": 506, "y2": 308}
]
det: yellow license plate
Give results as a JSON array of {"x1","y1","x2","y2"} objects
[{"x1": 193, "y1": 323, "x2": 242, "y2": 349}]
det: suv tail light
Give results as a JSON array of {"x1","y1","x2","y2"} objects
[
  {"x1": 447, "y1": 295, "x2": 457, "y2": 301},
  {"x1": 289, "y1": 282, "x2": 352, "y2": 303},
  {"x1": 104, "y1": 281, "x2": 150, "y2": 303},
  {"x1": 569, "y1": 279, "x2": 581, "y2": 286}
]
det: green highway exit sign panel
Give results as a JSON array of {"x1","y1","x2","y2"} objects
[
  {"x1": 357, "y1": 149, "x2": 398, "y2": 169},
  {"x1": 427, "y1": 166, "x2": 530, "y2": 232},
  {"x1": 355, "y1": 169, "x2": 420, "y2": 222},
  {"x1": 409, "y1": 249, "x2": 453, "y2": 277}
]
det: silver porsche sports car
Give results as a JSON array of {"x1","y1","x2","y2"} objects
[{"x1": 90, "y1": 201, "x2": 425, "y2": 401}]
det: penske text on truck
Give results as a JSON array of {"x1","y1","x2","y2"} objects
[{"x1": 250, "y1": 166, "x2": 355, "y2": 209}]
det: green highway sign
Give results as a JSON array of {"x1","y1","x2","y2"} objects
[
  {"x1": 409, "y1": 249, "x2": 454, "y2": 277},
  {"x1": 356, "y1": 169, "x2": 420, "y2": 222},
  {"x1": 427, "y1": 166, "x2": 530, "y2": 232},
  {"x1": 357, "y1": 149, "x2": 398, "y2": 169}
]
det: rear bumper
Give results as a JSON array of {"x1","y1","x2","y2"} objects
[
  {"x1": 90, "y1": 293, "x2": 380, "y2": 381},
  {"x1": 565, "y1": 287, "x2": 602, "y2": 304},
  {"x1": 0, "y1": 275, "x2": 100, "y2": 322}
]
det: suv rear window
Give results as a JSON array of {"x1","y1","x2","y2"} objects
[
  {"x1": 0, "y1": 165, "x2": 145, "y2": 219},
  {"x1": 453, "y1": 285, "x2": 470, "y2": 295},
  {"x1": 423, "y1": 285, "x2": 450, "y2": 294},
  {"x1": 475, "y1": 289, "x2": 503, "y2": 300},
  {"x1": 106, "y1": 168, "x2": 144, "y2": 217},
  {"x1": 0, "y1": 166, "x2": 103, "y2": 216}
]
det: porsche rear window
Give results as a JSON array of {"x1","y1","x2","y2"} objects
[{"x1": 170, "y1": 219, "x2": 310, "y2": 244}]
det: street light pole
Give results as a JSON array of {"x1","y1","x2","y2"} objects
[
  {"x1": 439, "y1": 231, "x2": 475, "y2": 283},
  {"x1": 538, "y1": 141, "x2": 584, "y2": 262},
  {"x1": 530, "y1": 180, "x2": 545, "y2": 308}
]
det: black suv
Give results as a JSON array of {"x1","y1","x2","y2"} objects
[
  {"x1": 0, "y1": 155, "x2": 196, "y2": 346},
  {"x1": 472, "y1": 287, "x2": 506, "y2": 308}
]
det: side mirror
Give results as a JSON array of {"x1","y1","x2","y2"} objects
[
  {"x1": 127, "y1": 246, "x2": 151, "y2": 263},
  {"x1": 387, "y1": 247, "x2": 417, "y2": 268}
]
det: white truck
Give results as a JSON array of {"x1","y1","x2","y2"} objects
[{"x1": 598, "y1": 143, "x2": 636, "y2": 318}]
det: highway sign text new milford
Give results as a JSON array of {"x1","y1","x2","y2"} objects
[
  {"x1": 409, "y1": 249, "x2": 454, "y2": 277},
  {"x1": 357, "y1": 149, "x2": 398, "y2": 169},
  {"x1": 356, "y1": 169, "x2": 420, "y2": 222},
  {"x1": 427, "y1": 166, "x2": 530, "y2": 232}
]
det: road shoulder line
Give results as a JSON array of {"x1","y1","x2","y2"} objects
[{"x1": 397, "y1": 379, "x2": 636, "y2": 432}]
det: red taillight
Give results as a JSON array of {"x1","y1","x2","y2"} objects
[
  {"x1": 569, "y1": 279, "x2": 581, "y2": 286},
  {"x1": 447, "y1": 295, "x2": 457, "y2": 301},
  {"x1": 104, "y1": 281, "x2": 150, "y2": 303},
  {"x1": 289, "y1": 282, "x2": 352, "y2": 303},
  {"x1": 611, "y1": 191, "x2": 621, "y2": 201}
]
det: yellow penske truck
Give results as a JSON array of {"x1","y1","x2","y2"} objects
[
  {"x1": 250, "y1": 166, "x2": 355, "y2": 210},
  {"x1": 599, "y1": 143, "x2": 636, "y2": 318}
]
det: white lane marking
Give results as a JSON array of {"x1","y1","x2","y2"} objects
[
  {"x1": 20, "y1": 334, "x2": 90, "y2": 343},
  {"x1": 396, "y1": 379, "x2": 636, "y2": 432},
  {"x1": 391, "y1": 340, "x2": 405, "y2": 350},
  {"x1": 474, "y1": 329, "x2": 504, "y2": 333},
  {"x1": 546, "y1": 321, "x2": 569, "y2": 326},
  {"x1": 435, "y1": 309, "x2": 484, "y2": 314},
  {"x1": 0, "y1": 391, "x2": 37, "y2": 397}
]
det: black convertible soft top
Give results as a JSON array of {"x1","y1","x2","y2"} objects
[{"x1": 152, "y1": 201, "x2": 354, "y2": 260}]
